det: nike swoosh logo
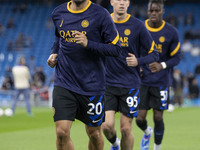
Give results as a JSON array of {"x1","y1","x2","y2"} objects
[
  {"x1": 130, "y1": 110, "x2": 137, "y2": 114},
  {"x1": 59, "y1": 19, "x2": 63, "y2": 27},
  {"x1": 162, "y1": 103, "x2": 167, "y2": 107},
  {"x1": 92, "y1": 118, "x2": 102, "y2": 123}
]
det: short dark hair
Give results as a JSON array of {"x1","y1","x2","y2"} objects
[{"x1": 149, "y1": 0, "x2": 165, "y2": 5}]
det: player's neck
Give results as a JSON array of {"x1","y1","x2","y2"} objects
[
  {"x1": 70, "y1": 0, "x2": 89, "y2": 11},
  {"x1": 113, "y1": 13, "x2": 128, "y2": 22},
  {"x1": 148, "y1": 20, "x2": 163, "y2": 28}
]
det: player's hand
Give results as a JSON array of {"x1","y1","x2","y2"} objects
[
  {"x1": 72, "y1": 31, "x2": 88, "y2": 47},
  {"x1": 126, "y1": 53, "x2": 138, "y2": 67},
  {"x1": 149, "y1": 62, "x2": 163, "y2": 73},
  {"x1": 47, "y1": 53, "x2": 58, "y2": 68}
]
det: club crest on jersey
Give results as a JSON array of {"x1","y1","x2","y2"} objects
[
  {"x1": 81, "y1": 20, "x2": 89, "y2": 28},
  {"x1": 159, "y1": 36, "x2": 165, "y2": 43},
  {"x1": 124, "y1": 29, "x2": 131, "y2": 36}
]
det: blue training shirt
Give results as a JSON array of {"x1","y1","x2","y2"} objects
[
  {"x1": 51, "y1": 0, "x2": 121, "y2": 95},
  {"x1": 106, "y1": 14, "x2": 159, "y2": 89},
  {"x1": 141, "y1": 19, "x2": 181, "y2": 87}
]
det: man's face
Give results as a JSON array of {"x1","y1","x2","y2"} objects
[
  {"x1": 111, "y1": 0, "x2": 130, "y2": 15},
  {"x1": 148, "y1": 2, "x2": 164, "y2": 23}
]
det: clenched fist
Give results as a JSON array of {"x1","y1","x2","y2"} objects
[
  {"x1": 149, "y1": 62, "x2": 163, "y2": 73},
  {"x1": 126, "y1": 53, "x2": 138, "y2": 67},
  {"x1": 47, "y1": 53, "x2": 58, "y2": 68},
  {"x1": 72, "y1": 30, "x2": 88, "y2": 47}
]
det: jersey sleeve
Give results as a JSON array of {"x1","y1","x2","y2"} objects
[
  {"x1": 137, "y1": 24, "x2": 159, "y2": 65},
  {"x1": 165, "y1": 29, "x2": 181, "y2": 68},
  {"x1": 100, "y1": 10, "x2": 120, "y2": 46},
  {"x1": 86, "y1": 10, "x2": 121, "y2": 57},
  {"x1": 51, "y1": 9, "x2": 60, "y2": 54},
  {"x1": 51, "y1": 28, "x2": 60, "y2": 54}
]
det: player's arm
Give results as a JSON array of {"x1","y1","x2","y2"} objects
[
  {"x1": 73, "y1": 30, "x2": 121, "y2": 57},
  {"x1": 47, "y1": 28, "x2": 59, "y2": 68},
  {"x1": 86, "y1": 10, "x2": 121, "y2": 57},
  {"x1": 150, "y1": 30, "x2": 181, "y2": 73},
  {"x1": 127, "y1": 26, "x2": 159, "y2": 67},
  {"x1": 164, "y1": 30, "x2": 181, "y2": 68},
  {"x1": 138, "y1": 26, "x2": 159, "y2": 65},
  {"x1": 86, "y1": 38, "x2": 121, "y2": 57},
  {"x1": 51, "y1": 28, "x2": 60, "y2": 54}
]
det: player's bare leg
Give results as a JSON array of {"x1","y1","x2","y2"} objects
[
  {"x1": 136, "y1": 109, "x2": 148, "y2": 129},
  {"x1": 102, "y1": 111, "x2": 120, "y2": 149},
  {"x1": 102, "y1": 111, "x2": 116, "y2": 139},
  {"x1": 55, "y1": 120, "x2": 74, "y2": 150},
  {"x1": 120, "y1": 114, "x2": 133, "y2": 150},
  {"x1": 85, "y1": 125, "x2": 104, "y2": 150}
]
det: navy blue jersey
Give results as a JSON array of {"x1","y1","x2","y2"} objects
[
  {"x1": 106, "y1": 14, "x2": 159, "y2": 89},
  {"x1": 51, "y1": 1, "x2": 121, "y2": 95},
  {"x1": 141, "y1": 20, "x2": 181, "y2": 87}
]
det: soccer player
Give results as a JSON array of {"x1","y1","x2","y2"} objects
[
  {"x1": 102, "y1": 0, "x2": 159, "y2": 150},
  {"x1": 129, "y1": 0, "x2": 181, "y2": 150},
  {"x1": 47, "y1": 0, "x2": 121, "y2": 150}
]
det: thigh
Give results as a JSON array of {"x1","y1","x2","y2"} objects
[
  {"x1": 76, "y1": 94, "x2": 105, "y2": 127},
  {"x1": 103, "y1": 110, "x2": 115, "y2": 127},
  {"x1": 138, "y1": 85, "x2": 150, "y2": 110},
  {"x1": 153, "y1": 109, "x2": 164, "y2": 121},
  {"x1": 105, "y1": 86, "x2": 119, "y2": 111},
  {"x1": 149, "y1": 86, "x2": 169, "y2": 110},
  {"x1": 53, "y1": 86, "x2": 77, "y2": 122},
  {"x1": 119, "y1": 88, "x2": 140, "y2": 118}
]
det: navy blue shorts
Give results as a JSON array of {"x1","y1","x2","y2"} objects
[
  {"x1": 139, "y1": 85, "x2": 169, "y2": 110},
  {"x1": 105, "y1": 86, "x2": 140, "y2": 118},
  {"x1": 52, "y1": 86, "x2": 105, "y2": 127}
]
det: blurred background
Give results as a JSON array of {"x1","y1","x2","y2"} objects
[{"x1": 0, "y1": 0, "x2": 200, "y2": 109}]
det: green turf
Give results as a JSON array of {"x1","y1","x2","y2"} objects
[{"x1": 0, "y1": 107, "x2": 199, "y2": 150}]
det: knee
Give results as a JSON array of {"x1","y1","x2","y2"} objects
[
  {"x1": 136, "y1": 116, "x2": 145, "y2": 124},
  {"x1": 136, "y1": 117, "x2": 148, "y2": 130},
  {"x1": 120, "y1": 126, "x2": 131, "y2": 137},
  {"x1": 87, "y1": 128, "x2": 101, "y2": 142},
  {"x1": 102, "y1": 122, "x2": 113, "y2": 134},
  {"x1": 154, "y1": 116, "x2": 162, "y2": 122},
  {"x1": 56, "y1": 127, "x2": 70, "y2": 139},
  {"x1": 154, "y1": 113, "x2": 163, "y2": 122}
]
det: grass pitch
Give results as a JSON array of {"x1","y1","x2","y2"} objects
[{"x1": 0, "y1": 107, "x2": 199, "y2": 150}]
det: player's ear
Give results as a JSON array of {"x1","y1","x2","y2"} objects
[
  {"x1": 110, "y1": 0, "x2": 114, "y2": 6},
  {"x1": 128, "y1": 0, "x2": 130, "y2": 7}
]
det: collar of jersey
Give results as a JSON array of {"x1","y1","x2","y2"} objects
[
  {"x1": 145, "y1": 19, "x2": 165, "y2": 32},
  {"x1": 67, "y1": 0, "x2": 91, "y2": 14},
  {"x1": 111, "y1": 13, "x2": 131, "y2": 24}
]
